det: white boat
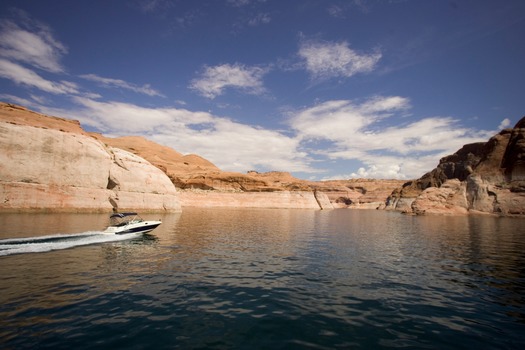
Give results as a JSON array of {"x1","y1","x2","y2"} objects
[{"x1": 103, "y1": 212, "x2": 161, "y2": 235}]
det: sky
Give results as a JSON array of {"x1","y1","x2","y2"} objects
[{"x1": 1, "y1": 0, "x2": 524, "y2": 180}]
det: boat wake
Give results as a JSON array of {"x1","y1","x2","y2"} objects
[{"x1": 0, "y1": 231, "x2": 141, "y2": 256}]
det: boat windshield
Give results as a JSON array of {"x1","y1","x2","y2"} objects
[{"x1": 109, "y1": 212, "x2": 143, "y2": 226}]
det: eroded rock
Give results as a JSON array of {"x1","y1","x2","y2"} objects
[
  {"x1": 0, "y1": 103, "x2": 181, "y2": 212},
  {"x1": 387, "y1": 116, "x2": 525, "y2": 216}
]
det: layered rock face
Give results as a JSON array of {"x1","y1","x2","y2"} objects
[
  {"x1": 96, "y1": 135, "x2": 401, "y2": 209},
  {"x1": 178, "y1": 190, "x2": 333, "y2": 209},
  {"x1": 386, "y1": 116, "x2": 525, "y2": 216},
  {"x1": 0, "y1": 103, "x2": 181, "y2": 212},
  {"x1": 95, "y1": 135, "x2": 330, "y2": 208},
  {"x1": 310, "y1": 178, "x2": 406, "y2": 209}
]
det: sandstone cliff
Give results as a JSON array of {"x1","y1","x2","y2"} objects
[
  {"x1": 386, "y1": 116, "x2": 525, "y2": 216},
  {"x1": 309, "y1": 178, "x2": 406, "y2": 209},
  {"x1": 178, "y1": 190, "x2": 333, "y2": 209},
  {"x1": 0, "y1": 103, "x2": 181, "y2": 212}
]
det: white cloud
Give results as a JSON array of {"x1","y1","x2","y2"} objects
[
  {"x1": 190, "y1": 63, "x2": 268, "y2": 99},
  {"x1": 498, "y1": 118, "x2": 511, "y2": 129},
  {"x1": 57, "y1": 98, "x2": 314, "y2": 173},
  {"x1": 153, "y1": 118, "x2": 312, "y2": 173},
  {"x1": 69, "y1": 96, "x2": 211, "y2": 133},
  {"x1": 0, "y1": 12, "x2": 78, "y2": 96},
  {"x1": 80, "y1": 74, "x2": 164, "y2": 97},
  {"x1": 290, "y1": 96, "x2": 493, "y2": 179},
  {"x1": 291, "y1": 97, "x2": 410, "y2": 143},
  {"x1": 0, "y1": 58, "x2": 78, "y2": 94},
  {"x1": 343, "y1": 154, "x2": 447, "y2": 180},
  {"x1": 298, "y1": 39, "x2": 381, "y2": 80},
  {"x1": 0, "y1": 15, "x2": 67, "y2": 73}
]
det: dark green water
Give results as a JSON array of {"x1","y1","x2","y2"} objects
[{"x1": 1, "y1": 209, "x2": 524, "y2": 349}]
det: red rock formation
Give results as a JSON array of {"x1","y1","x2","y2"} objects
[
  {"x1": 308, "y1": 179, "x2": 406, "y2": 209},
  {"x1": 387, "y1": 116, "x2": 525, "y2": 216},
  {"x1": 0, "y1": 103, "x2": 87, "y2": 134}
]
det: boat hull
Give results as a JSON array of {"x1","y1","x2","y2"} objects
[{"x1": 103, "y1": 221, "x2": 162, "y2": 235}]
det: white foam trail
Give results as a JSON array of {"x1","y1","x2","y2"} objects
[{"x1": 0, "y1": 231, "x2": 141, "y2": 256}]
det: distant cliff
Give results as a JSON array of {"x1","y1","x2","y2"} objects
[
  {"x1": 386, "y1": 116, "x2": 525, "y2": 216},
  {"x1": 94, "y1": 130, "x2": 404, "y2": 210}
]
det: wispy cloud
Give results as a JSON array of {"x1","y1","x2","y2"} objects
[
  {"x1": 136, "y1": 0, "x2": 175, "y2": 13},
  {"x1": 80, "y1": 74, "x2": 164, "y2": 97},
  {"x1": 0, "y1": 10, "x2": 77, "y2": 96},
  {"x1": 0, "y1": 58, "x2": 78, "y2": 94},
  {"x1": 0, "y1": 93, "x2": 37, "y2": 108},
  {"x1": 290, "y1": 96, "x2": 493, "y2": 179},
  {"x1": 190, "y1": 63, "x2": 268, "y2": 99},
  {"x1": 227, "y1": 0, "x2": 258, "y2": 7},
  {"x1": 326, "y1": 5, "x2": 346, "y2": 18},
  {"x1": 247, "y1": 12, "x2": 271, "y2": 26},
  {"x1": 0, "y1": 11, "x2": 164, "y2": 100},
  {"x1": 326, "y1": 1, "x2": 371, "y2": 18},
  {"x1": 298, "y1": 39, "x2": 381, "y2": 80},
  {"x1": 68, "y1": 96, "x2": 202, "y2": 133},
  {"x1": 0, "y1": 10, "x2": 67, "y2": 73}
]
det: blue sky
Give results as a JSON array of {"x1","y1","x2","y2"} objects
[{"x1": 1, "y1": 0, "x2": 524, "y2": 180}]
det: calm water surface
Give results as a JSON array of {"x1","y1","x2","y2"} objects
[{"x1": 1, "y1": 209, "x2": 524, "y2": 349}]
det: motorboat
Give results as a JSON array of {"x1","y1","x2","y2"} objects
[{"x1": 103, "y1": 212, "x2": 161, "y2": 235}]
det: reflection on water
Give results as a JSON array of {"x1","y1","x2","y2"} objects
[
  {"x1": 0, "y1": 209, "x2": 524, "y2": 349},
  {"x1": 0, "y1": 212, "x2": 112, "y2": 238}
]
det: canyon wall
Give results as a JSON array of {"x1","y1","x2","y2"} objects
[
  {"x1": 386, "y1": 116, "x2": 525, "y2": 216},
  {"x1": 309, "y1": 178, "x2": 405, "y2": 209},
  {"x1": 5, "y1": 102, "x2": 522, "y2": 216},
  {"x1": 0, "y1": 103, "x2": 181, "y2": 212}
]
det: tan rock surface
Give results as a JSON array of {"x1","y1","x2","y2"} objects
[
  {"x1": 411, "y1": 179, "x2": 469, "y2": 215},
  {"x1": 0, "y1": 122, "x2": 110, "y2": 188},
  {"x1": 178, "y1": 190, "x2": 331, "y2": 209},
  {"x1": 387, "y1": 116, "x2": 525, "y2": 216},
  {"x1": 0, "y1": 103, "x2": 180, "y2": 212},
  {"x1": 94, "y1": 134, "x2": 220, "y2": 177},
  {"x1": 312, "y1": 179, "x2": 406, "y2": 209},
  {"x1": 0, "y1": 103, "x2": 87, "y2": 134}
]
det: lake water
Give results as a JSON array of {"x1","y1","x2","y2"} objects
[{"x1": 1, "y1": 208, "x2": 524, "y2": 349}]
